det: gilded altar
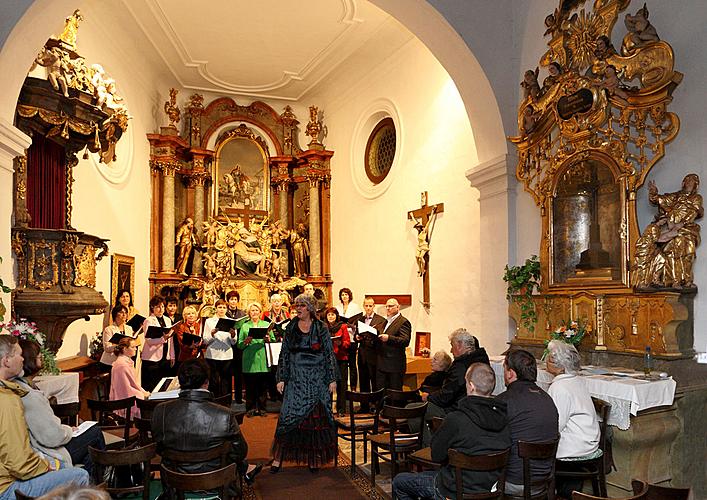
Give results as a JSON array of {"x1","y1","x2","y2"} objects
[
  {"x1": 148, "y1": 93, "x2": 334, "y2": 310},
  {"x1": 508, "y1": 0, "x2": 697, "y2": 357}
]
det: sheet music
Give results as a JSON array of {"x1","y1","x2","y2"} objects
[
  {"x1": 357, "y1": 321, "x2": 378, "y2": 336},
  {"x1": 266, "y1": 342, "x2": 283, "y2": 368}
]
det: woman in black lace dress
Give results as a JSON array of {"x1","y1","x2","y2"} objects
[{"x1": 270, "y1": 293, "x2": 338, "y2": 473}]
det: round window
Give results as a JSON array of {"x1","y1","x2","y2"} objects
[{"x1": 364, "y1": 118, "x2": 396, "y2": 184}]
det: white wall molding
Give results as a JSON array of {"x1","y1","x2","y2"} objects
[
  {"x1": 0, "y1": 116, "x2": 30, "y2": 172},
  {"x1": 465, "y1": 153, "x2": 516, "y2": 200}
]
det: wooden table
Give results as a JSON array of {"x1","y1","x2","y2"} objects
[{"x1": 403, "y1": 356, "x2": 432, "y2": 390}]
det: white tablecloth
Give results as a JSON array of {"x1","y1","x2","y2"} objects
[
  {"x1": 34, "y1": 372, "x2": 80, "y2": 404},
  {"x1": 489, "y1": 357, "x2": 676, "y2": 430}
]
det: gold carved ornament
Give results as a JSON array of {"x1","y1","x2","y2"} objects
[
  {"x1": 27, "y1": 240, "x2": 59, "y2": 291},
  {"x1": 73, "y1": 245, "x2": 97, "y2": 288},
  {"x1": 510, "y1": 0, "x2": 682, "y2": 211}
]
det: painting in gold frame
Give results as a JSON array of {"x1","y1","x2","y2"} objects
[{"x1": 111, "y1": 254, "x2": 135, "y2": 308}]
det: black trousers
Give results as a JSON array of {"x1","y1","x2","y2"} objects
[
  {"x1": 358, "y1": 354, "x2": 377, "y2": 393},
  {"x1": 336, "y1": 359, "x2": 349, "y2": 412},
  {"x1": 65, "y1": 422, "x2": 105, "y2": 475},
  {"x1": 376, "y1": 369, "x2": 403, "y2": 391},
  {"x1": 206, "y1": 358, "x2": 232, "y2": 399},
  {"x1": 347, "y1": 344, "x2": 358, "y2": 390},
  {"x1": 231, "y1": 346, "x2": 244, "y2": 403},
  {"x1": 243, "y1": 372, "x2": 269, "y2": 412}
]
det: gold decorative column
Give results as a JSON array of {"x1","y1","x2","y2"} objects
[
  {"x1": 161, "y1": 162, "x2": 177, "y2": 273},
  {"x1": 307, "y1": 174, "x2": 322, "y2": 277},
  {"x1": 187, "y1": 167, "x2": 210, "y2": 275},
  {"x1": 13, "y1": 156, "x2": 31, "y2": 227},
  {"x1": 270, "y1": 157, "x2": 292, "y2": 227}
]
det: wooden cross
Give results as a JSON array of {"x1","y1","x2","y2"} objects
[{"x1": 408, "y1": 191, "x2": 444, "y2": 310}]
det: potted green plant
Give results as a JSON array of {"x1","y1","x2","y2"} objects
[{"x1": 503, "y1": 255, "x2": 541, "y2": 333}]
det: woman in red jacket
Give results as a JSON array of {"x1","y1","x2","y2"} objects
[{"x1": 323, "y1": 306, "x2": 351, "y2": 416}]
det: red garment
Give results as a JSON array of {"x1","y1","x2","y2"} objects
[
  {"x1": 174, "y1": 321, "x2": 202, "y2": 361},
  {"x1": 264, "y1": 308, "x2": 289, "y2": 323},
  {"x1": 330, "y1": 323, "x2": 351, "y2": 361}
]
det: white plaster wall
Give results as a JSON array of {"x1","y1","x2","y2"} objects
[{"x1": 310, "y1": 39, "x2": 486, "y2": 357}]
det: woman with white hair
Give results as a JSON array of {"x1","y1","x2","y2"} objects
[
  {"x1": 546, "y1": 340, "x2": 600, "y2": 497},
  {"x1": 238, "y1": 302, "x2": 275, "y2": 417}
]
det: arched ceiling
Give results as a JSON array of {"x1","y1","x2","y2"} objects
[{"x1": 115, "y1": 0, "x2": 412, "y2": 100}]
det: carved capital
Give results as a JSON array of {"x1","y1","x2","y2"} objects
[
  {"x1": 186, "y1": 170, "x2": 210, "y2": 188},
  {"x1": 306, "y1": 173, "x2": 323, "y2": 188}
]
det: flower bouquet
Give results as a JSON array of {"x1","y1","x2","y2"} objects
[
  {"x1": 542, "y1": 319, "x2": 586, "y2": 360},
  {"x1": 89, "y1": 332, "x2": 104, "y2": 361},
  {"x1": 0, "y1": 318, "x2": 60, "y2": 375}
]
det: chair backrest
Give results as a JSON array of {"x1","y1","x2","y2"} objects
[
  {"x1": 50, "y1": 401, "x2": 81, "y2": 426},
  {"x1": 91, "y1": 372, "x2": 112, "y2": 400},
  {"x1": 160, "y1": 463, "x2": 237, "y2": 500},
  {"x1": 591, "y1": 397, "x2": 611, "y2": 452},
  {"x1": 344, "y1": 388, "x2": 385, "y2": 422},
  {"x1": 87, "y1": 396, "x2": 136, "y2": 444},
  {"x1": 159, "y1": 441, "x2": 231, "y2": 467},
  {"x1": 213, "y1": 394, "x2": 232, "y2": 408},
  {"x1": 572, "y1": 480, "x2": 648, "y2": 499},
  {"x1": 380, "y1": 403, "x2": 427, "y2": 449},
  {"x1": 384, "y1": 388, "x2": 422, "y2": 407},
  {"x1": 133, "y1": 417, "x2": 153, "y2": 445},
  {"x1": 517, "y1": 436, "x2": 559, "y2": 500},
  {"x1": 448, "y1": 448, "x2": 510, "y2": 500},
  {"x1": 135, "y1": 398, "x2": 165, "y2": 420},
  {"x1": 88, "y1": 443, "x2": 157, "y2": 500},
  {"x1": 632, "y1": 479, "x2": 692, "y2": 500}
]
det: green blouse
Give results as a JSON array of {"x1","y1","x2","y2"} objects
[{"x1": 237, "y1": 319, "x2": 275, "y2": 373}]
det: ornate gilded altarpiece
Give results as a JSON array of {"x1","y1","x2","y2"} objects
[
  {"x1": 508, "y1": 0, "x2": 696, "y2": 357},
  {"x1": 148, "y1": 93, "x2": 334, "y2": 312}
]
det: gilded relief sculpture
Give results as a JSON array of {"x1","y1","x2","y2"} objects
[{"x1": 634, "y1": 175, "x2": 702, "y2": 289}]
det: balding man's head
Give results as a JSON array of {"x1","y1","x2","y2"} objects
[{"x1": 385, "y1": 298, "x2": 400, "y2": 318}]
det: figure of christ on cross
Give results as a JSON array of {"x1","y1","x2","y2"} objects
[{"x1": 408, "y1": 191, "x2": 444, "y2": 309}]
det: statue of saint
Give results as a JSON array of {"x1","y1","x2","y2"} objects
[
  {"x1": 175, "y1": 217, "x2": 197, "y2": 275},
  {"x1": 633, "y1": 174, "x2": 702, "y2": 288},
  {"x1": 290, "y1": 223, "x2": 309, "y2": 277}
]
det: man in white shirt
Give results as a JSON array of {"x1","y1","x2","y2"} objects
[{"x1": 375, "y1": 298, "x2": 411, "y2": 390}]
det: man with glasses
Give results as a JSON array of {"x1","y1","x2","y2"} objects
[{"x1": 375, "y1": 298, "x2": 411, "y2": 390}]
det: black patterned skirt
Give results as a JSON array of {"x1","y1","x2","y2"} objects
[{"x1": 271, "y1": 402, "x2": 337, "y2": 468}]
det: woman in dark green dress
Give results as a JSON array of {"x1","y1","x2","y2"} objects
[{"x1": 270, "y1": 293, "x2": 338, "y2": 473}]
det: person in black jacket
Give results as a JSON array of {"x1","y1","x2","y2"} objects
[
  {"x1": 392, "y1": 363, "x2": 511, "y2": 499},
  {"x1": 495, "y1": 349, "x2": 558, "y2": 496},
  {"x1": 151, "y1": 359, "x2": 262, "y2": 496},
  {"x1": 415, "y1": 328, "x2": 490, "y2": 444}
]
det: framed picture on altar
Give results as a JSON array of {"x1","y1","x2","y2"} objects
[
  {"x1": 111, "y1": 254, "x2": 135, "y2": 307},
  {"x1": 212, "y1": 125, "x2": 271, "y2": 219},
  {"x1": 415, "y1": 331, "x2": 431, "y2": 356}
]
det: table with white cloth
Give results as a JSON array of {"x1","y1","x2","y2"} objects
[
  {"x1": 34, "y1": 372, "x2": 80, "y2": 404},
  {"x1": 489, "y1": 356, "x2": 677, "y2": 430}
]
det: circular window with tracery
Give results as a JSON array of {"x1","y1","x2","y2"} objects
[{"x1": 365, "y1": 117, "x2": 396, "y2": 184}]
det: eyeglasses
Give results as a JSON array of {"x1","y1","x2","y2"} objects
[{"x1": 385, "y1": 305, "x2": 397, "y2": 308}]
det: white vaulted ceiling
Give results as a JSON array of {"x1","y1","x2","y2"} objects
[{"x1": 117, "y1": 0, "x2": 412, "y2": 100}]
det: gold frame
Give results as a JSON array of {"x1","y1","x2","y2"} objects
[
  {"x1": 211, "y1": 125, "x2": 270, "y2": 219},
  {"x1": 111, "y1": 253, "x2": 135, "y2": 307}
]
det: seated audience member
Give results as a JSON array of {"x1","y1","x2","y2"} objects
[
  {"x1": 141, "y1": 295, "x2": 175, "y2": 392},
  {"x1": 496, "y1": 349, "x2": 559, "y2": 496},
  {"x1": 110, "y1": 338, "x2": 149, "y2": 418},
  {"x1": 0, "y1": 335, "x2": 89, "y2": 500},
  {"x1": 15, "y1": 339, "x2": 106, "y2": 476},
  {"x1": 151, "y1": 359, "x2": 262, "y2": 494},
  {"x1": 392, "y1": 363, "x2": 511, "y2": 500},
  {"x1": 419, "y1": 350, "x2": 452, "y2": 394},
  {"x1": 546, "y1": 340, "x2": 600, "y2": 499}
]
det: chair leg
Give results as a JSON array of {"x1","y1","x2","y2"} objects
[
  {"x1": 598, "y1": 462, "x2": 607, "y2": 497},
  {"x1": 334, "y1": 435, "x2": 339, "y2": 467},
  {"x1": 370, "y1": 445, "x2": 377, "y2": 486},
  {"x1": 363, "y1": 432, "x2": 368, "y2": 463},
  {"x1": 351, "y1": 433, "x2": 356, "y2": 475}
]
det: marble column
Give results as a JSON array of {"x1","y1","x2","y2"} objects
[
  {"x1": 308, "y1": 175, "x2": 321, "y2": 276},
  {"x1": 278, "y1": 181, "x2": 288, "y2": 227},
  {"x1": 161, "y1": 163, "x2": 177, "y2": 273},
  {"x1": 191, "y1": 172, "x2": 207, "y2": 275}
]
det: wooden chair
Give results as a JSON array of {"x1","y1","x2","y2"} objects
[
  {"x1": 448, "y1": 448, "x2": 510, "y2": 500},
  {"x1": 384, "y1": 388, "x2": 422, "y2": 407},
  {"x1": 160, "y1": 463, "x2": 237, "y2": 500},
  {"x1": 88, "y1": 442, "x2": 157, "y2": 500},
  {"x1": 632, "y1": 479, "x2": 692, "y2": 500},
  {"x1": 408, "y1": 416, "x2": 446, "y2": 471},
  {"x1": 135, "y1": 398, "x2": 166, "y2": 420},
  {"x1": 90, "y1": 372, "x2": 112, "y2": 400},
  {"x1": 50, "y1": 401, "x2": 81, "y2": 426},
  {"x1": 334, "y1": 388, "x2": 385, "y2": 474},
  {"x1": 572, "y1": 479, "x2": 648, "y2": 499},
  {"x1": 214, "y1": 393, "x2": 233, "y2": 408},
  {"x1": 370, "y1": 402, "x2": 427, "y2": 486},
  {"x1": 158, "y1": 440, "x2": 236, "y2": 495},
  {"x1": 87, "y1": 396, "x2": 138, "y2": 449},
  {"x1": 556, "y1": 398, "x2": 611, "y2": 497},
  {"x1": 505, "y1": 436, "x2": 559, "y2": 500}
]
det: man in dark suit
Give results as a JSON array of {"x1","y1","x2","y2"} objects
[
  {"x1": 349, "y1": 297, "x2": 386, "y2": 407},
  {"x1": 376, "y1": 298, "x2": 411, "y2": 390}
]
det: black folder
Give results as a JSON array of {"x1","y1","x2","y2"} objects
[
  {"x1": 215, "y1": 317, "x2": 237, "y2": 332},
  {"x1": 145, "y1": 325, "x2": 171, "y2": 339},
  {"x1": 247, "y1": 327, "x2": 269, "y2": 340},
  {"x1": 181, "y1": 332, "x2": 202, "y2": 345},
  {"x1": 109, "y1": 332, "x2": 131, "y2": 344},
  {"x1": 126, "y1": 314, "x2": 146, "y2": 332}
]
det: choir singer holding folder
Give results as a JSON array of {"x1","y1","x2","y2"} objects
[
  {"x1": 203, "y1": 299, "x2": 239, "y2": 399},
  {"x1": 238, "y1": 302, "x2": 275, "y2": 417},
  {"x1": 140, "y1": 296, "x2": 176, "y2": 393}
]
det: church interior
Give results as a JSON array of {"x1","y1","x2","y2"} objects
[{"x1": 0, "y1": 0, "x2": 706, "y2": 498}]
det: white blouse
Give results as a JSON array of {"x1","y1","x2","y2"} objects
[{"x1": 202, "y1": 316, "x2": 236, "y2": 360}]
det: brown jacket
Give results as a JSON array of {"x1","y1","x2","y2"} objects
[{"x1": 0, "y1": 379, "x2": 50, "y2": 494}]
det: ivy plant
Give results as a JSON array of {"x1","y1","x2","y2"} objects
[{"x1": 503, "y1": 255, "x2": 541, "y2": 333}]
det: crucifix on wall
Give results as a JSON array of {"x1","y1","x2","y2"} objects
[{"x1": 408, "y1": 191, "x2": 444, "y2": 310}]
